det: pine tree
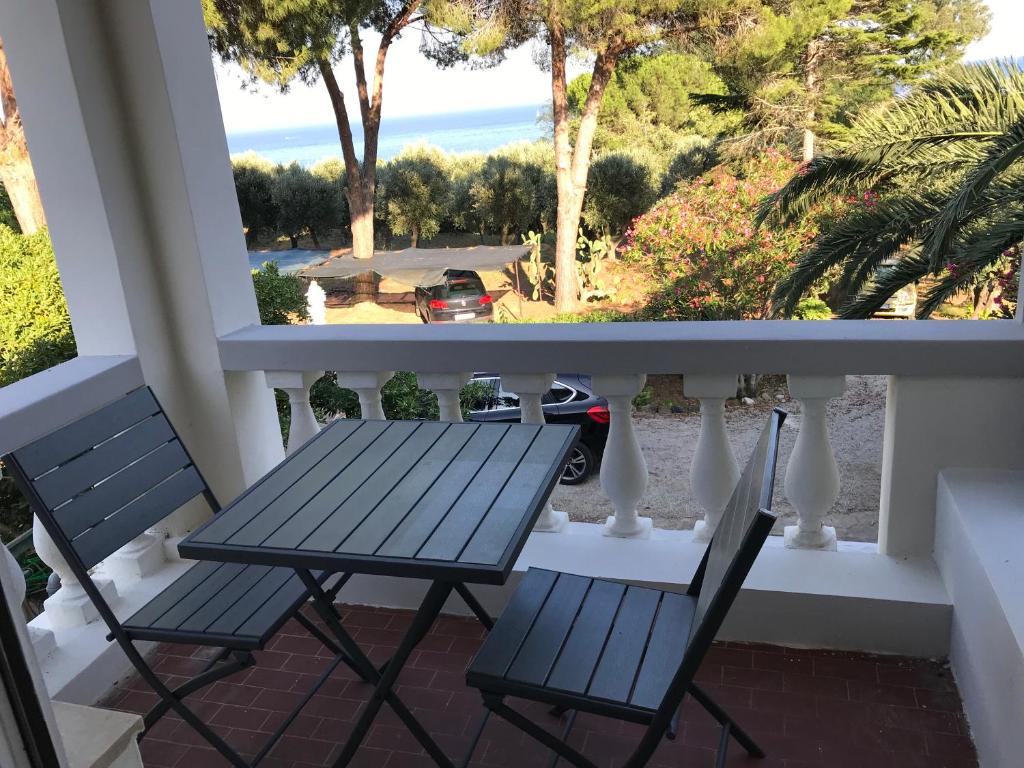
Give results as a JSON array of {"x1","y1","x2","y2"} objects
[{"x1": 692, "y1": 0, "x2": 990, "y2": 161}]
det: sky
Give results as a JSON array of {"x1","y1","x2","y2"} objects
[{"x1": 215, "y1": 0, "x2": 1024, "y2": 135}]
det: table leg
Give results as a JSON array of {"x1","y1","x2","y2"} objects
[
  {"x1": 296, "y1": 570, "x2": 455, "y2": 768},
  {"x1": 454, "y1": 582, "x2": 495, "y2": 630}
]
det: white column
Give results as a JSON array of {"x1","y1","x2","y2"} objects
[
  {"x1": 592, "y1": 374, "x2": 652, "y2": 538},
  {"x1": 306, "y1": 280, "x2": 327, "y2": 325},
  {"x1": 0, "y1": 0, "x2": 284, "y2": 510},
  {"x1": 503, "y1": 373, "x2": 569, "y2": 533},
  {"x1": 338, "y1": 371, "x2": 394, "y2": 420},
  {"x1": 31, "y1": 517, "x2": 117, "y2": 630},
  {"x1": 685, "y1": 374, "x2": 740, "y2": 543},
  {"x1": 417, "y1": 372, "x2": 471, "y2": 422},
  {"x1": 266, "y1": 371, "x2": 324, "y2": 454},
  {"x1": 783, "y1": 375, "x2": 845, "y2": 551}
]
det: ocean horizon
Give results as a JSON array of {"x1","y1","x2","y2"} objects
[{"x1": 227, "y1": 104, "x2": 548, "y2": 167}]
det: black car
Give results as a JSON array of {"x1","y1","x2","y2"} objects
[
  {"x1": 415, "y1": 269, "x2": 494, "y2": 323},
  {"x1": 468, "y1": 373, "x2": 609, "y2": 484}
]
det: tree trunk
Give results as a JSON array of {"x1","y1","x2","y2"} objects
[
  {"x1": 289, "y1": 234, "x2": 298, "y2": 249},
  {"x1": 501, "y1": 223, "x2": 510, "y2": 246},
  {"x1": 549, "y1": 16, "x2": 623, "y2": 314},
  {"x1": 0, "y1": 38, "x2": 46, "y2": 234},
  {"x1": 410, "y1": 225, "x2": 419, "y2": 248},
  {"x1": 802, "y1": 39, "x2": 823, "y2": 163}
]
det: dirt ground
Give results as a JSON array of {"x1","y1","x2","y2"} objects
[{"x1": 550, "y1": 374, "x2": 886, "y2": 542}]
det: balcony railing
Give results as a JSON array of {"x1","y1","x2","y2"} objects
[{"x1": 5, "y1": 319, "x2": 1024, "y2": 701}]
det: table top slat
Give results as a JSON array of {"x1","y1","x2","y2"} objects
[
  {"x1": 458, "y1": 427, "x2": 576, "y2": 566},
  {"x1": 260, "y1": 421, "x2": 421, "y2": 550},
  {"x1": 227, "y1": 417, "x2": 391, "y2": 548},
  {"x1": 414, "y1": 424, "x2": 540, "y2": 563},
  {"x1": 294, "y1": 421, "x2": 450, "y2": 552},
  {"x1": 337, "y1": 423, "x2": 479, "y2": 556},
  {"x1": 374, "y1": 424, "x2": 510, "y2": 560},
  {"x1": 193, "y1": 419, "x2": 364, "y2": 544}
]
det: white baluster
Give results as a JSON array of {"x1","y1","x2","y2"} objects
[
  {"x1": 32, "y1": 516, "x2": 117, "y2": 629},
  {"x1": 503, "y1": 373, "x2": 568, "y2": 533},
  {"x1": 266, "y1": 370, "x2": 324, "y2": 454},
  {"x1": 337, "y1": 371, "x2": 394, "y2": 420},
  {"x1": 783, "y1": 375, "x2": 845, "y2": 551},
  {"x1": 306, "y1": 279, "x2": 327, "y2": 325},
  {"x1": 685, "y1": 374, "x2": 740, "y2": 543},
  {"x1": 592, "y1": 374, "x2": 652, "y2": 538},
  {"x1": 1, "y1": 536, "x2": 56, "y2": 658},
  {"x1": 104, "y1": 531, "x2": 166, "y2": 588},
  {"x1": 416, "y1": 372, "x2": 471, "y2": 422}
]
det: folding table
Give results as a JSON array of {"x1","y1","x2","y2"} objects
[{"x1": 179, "y1": 418, "x2": 578, "y2": 767}]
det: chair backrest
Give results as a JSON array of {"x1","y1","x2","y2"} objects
[
  {"x1": 646, "y1": 409, "x2": 786, "y2": 732},
  {"x1": 3, "y1": 387, "x2": 214, "y2": 580}
]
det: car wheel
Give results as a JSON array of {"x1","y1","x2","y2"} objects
[{"x1": 560, "y1": 442, "x2": 594, "y2": 485}]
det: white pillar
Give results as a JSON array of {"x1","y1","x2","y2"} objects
[
  {"x1": 266, "y1": 371, "x2": 324, "y2": 454},
  {"x1": 592, "y1": 374, "x2": 652, "y2": 538},
  {"x1": 416, "y1": 372, "x2": 471, "y2": 422},
  {"x1": 783, "y1": 375, "x2": 844, "y2": 551},
  {"x1": 338, "y1": 371, "x2": 394, "y2": 420},
  {"x1": 0, "y1": 0, "x2": 284, "y2": 512},
  {"x1": 503, "y1": 373, "x2": 569, "y2": 533},
  {"x1": 306, "y1": 280, "x2": 327, "y2": 325},
  {"x1": 685, "y1": 374, "x2": 740, "y2": 543},
  {"x1": 31, "y1": 517, "x2": 117, "y2": 630}
]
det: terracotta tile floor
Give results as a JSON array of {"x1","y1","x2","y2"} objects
[{"x1": 101, "y1": 605, "x2": 978, "y2": 768}]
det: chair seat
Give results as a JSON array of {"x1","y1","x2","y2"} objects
[
  {"x1": 120, "y1": 561, "x2": 317, "y2": 649},
  {"x1": 467, "y1": 568, "x2": 695, "y2": 717}
]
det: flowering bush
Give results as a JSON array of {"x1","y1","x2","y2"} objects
[{"x1": 623, "y1": 151, "x2": 831, "y2": 320}]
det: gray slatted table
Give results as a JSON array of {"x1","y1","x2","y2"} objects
[{"x1": 179, "y1": 419, "x2": 578, "y2": 768}]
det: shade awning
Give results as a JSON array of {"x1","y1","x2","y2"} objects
[{"x1": 300, "y1": 245, "x2": 529, "y2": 288}]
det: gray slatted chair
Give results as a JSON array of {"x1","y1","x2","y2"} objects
[
  {"x1": 463, "y1": 408, "x2": 787, "y2": 768},
  {"x1": 3, "y1": 387, "x2": 349, "y2": 767}
]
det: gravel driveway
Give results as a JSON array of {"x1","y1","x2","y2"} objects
[{"x1": 549, "y1": 375, "x2": 886, "y2": 542}]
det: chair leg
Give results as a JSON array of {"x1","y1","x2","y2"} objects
[
  {"x1": 460, "y1": 706, "x2": 491, "y2": 768},
  {"x1": 484, "y1": 695, "x2": 598, "y2": 768},
  {"x1": 688, "y1": 682, "x2": 765, "y2": 758},
  {"x1": 121, "y1": 643, "x2": 250, "y2": 767},
  {"x1": 141, "y1": 651, "x2": 251, "y2": 733}
]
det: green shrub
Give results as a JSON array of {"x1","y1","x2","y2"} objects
[
  {"x1": 792, "y1": 297, "x2": 833, "y2": 320},
  {"x1": 584, "y1": 151, "x2": 658, "y2": 240},
  {"x1": 271, "y1": 162, "x2": 343, "y2": 248},
  {"x1": 232, "y1": 152, "x2": 278, "y2": 245},
  {"x1": 0, "y1": 226, "x2": 76, "y2": 387},
  {"x1": 472, "y1": 155, "x2": 541, "y2": 244},
  {"x1": 661, "y1": 136, "x2": 719, "y2": 194},
  {"x1": 625, "y1": 151, "x2": 827, "y2": 321},
  {"x1": 251, "y1": 261, "x2": 309, "y2": 325},
  {"x1": 383, "y1": 145, "x2": 452, "y2": 247},
  {"x1": 447, "y1": 153, "x2": 486, "y2": 236}
]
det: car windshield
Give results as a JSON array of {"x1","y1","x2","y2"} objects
[{"x1": 440, "y1": 279, "x2": 482, "y2": 298}]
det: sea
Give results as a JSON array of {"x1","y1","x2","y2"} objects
[{"x1": 227, "y1": 104, "x2": 547, "y2": 167}]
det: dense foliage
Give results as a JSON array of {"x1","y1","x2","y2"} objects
[
  {"x1": 583, "y1": 151, "x2": 658, "y2": 241},
  {"x1": 695, "y1": 0, "x2": 990, "y2": 158},
  {"x1": 0, "y1": 226, "x2": 76, "y2": 387},
  {"x1": 381, "y1": 145, "x2": 452, "y2": 247},
  {"x1": 761, "y1": 61, "x2": 1024, "y2": 318},
  {"x1": 624, "y1": 151, "x2": 832, "y2": 320}
]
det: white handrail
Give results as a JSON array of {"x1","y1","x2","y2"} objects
[{"x1": 217, "y1": 320, "x2": 1024, "y2": 376}]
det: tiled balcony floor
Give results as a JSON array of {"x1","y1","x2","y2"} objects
[{"x1": 101, "y1": 605, "x2": 978, "y2": 768}]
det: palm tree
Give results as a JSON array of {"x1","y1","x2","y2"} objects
[{"x1": 757, "y1": 60, "x2": 1024, "y2": 319}]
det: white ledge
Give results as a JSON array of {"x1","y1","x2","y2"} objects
[
  {"x1": 217, "y1": 320, "x2": 1024, "y2": 376},
  {"x1": 0, "y1": 355, "x2": 142, "y2": 455}
]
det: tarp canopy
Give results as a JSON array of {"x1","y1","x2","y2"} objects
[{"x1": 300, "y1": 245, "x2": 529, "y2": 288}]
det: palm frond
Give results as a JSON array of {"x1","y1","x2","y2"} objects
[
  {"x1": 920, "y1": 116, "x2": 1024, "y2": 269},
  {"x1": 839, "y1": 251, "x2": 932, "y2": 319},
  {"x1": 771, "y1": 189, "x2": 949, "y2": 315},
  {"x1": 917, "y1": 212, "x2": 1024, "y2": 317}
]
